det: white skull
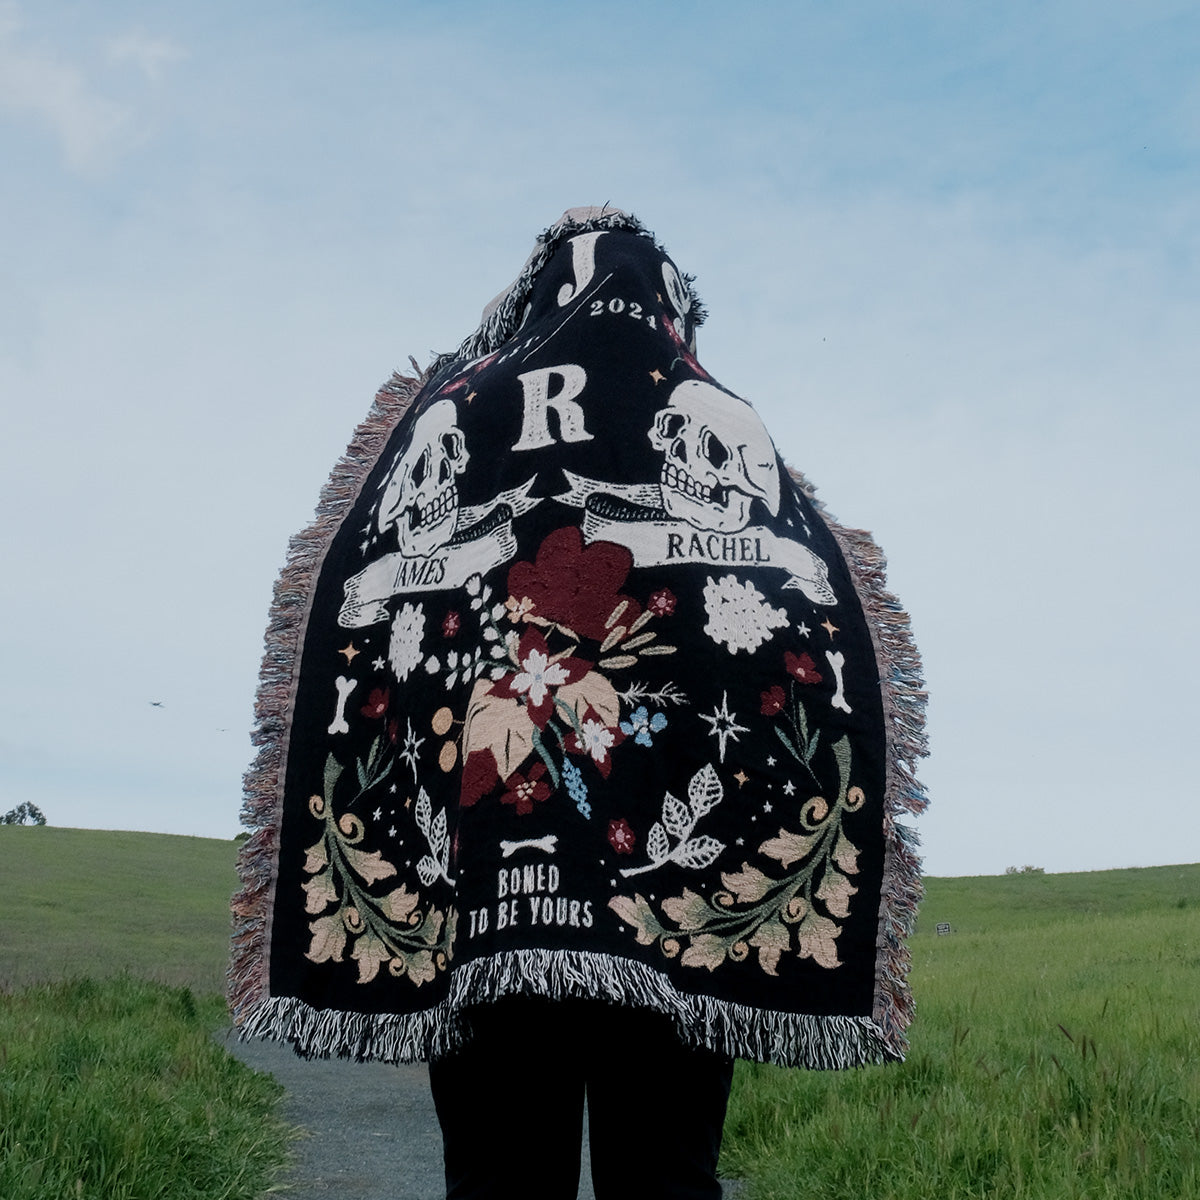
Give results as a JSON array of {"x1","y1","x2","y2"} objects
[
  {"x1": 377, "y1": 399, "x2": 469, "y2": 558},
  {"x1": 648, "y1": 380, "x2": 780, "y2": 533}
]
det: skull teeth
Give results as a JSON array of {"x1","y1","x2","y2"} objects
[
  {"x1": 662, "y1": 462, "x2": 726, "y2": 506},
  {"x1": 407, "y1": 485, "x2": 456, "y2": 531}
]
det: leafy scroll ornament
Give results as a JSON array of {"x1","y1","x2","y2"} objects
[
  {"x1": 302, "y1": 744, "x2": 454, "y2": 986},
  {"x1": 609, "y1": 735, "x2": 863, "y2": 975}
]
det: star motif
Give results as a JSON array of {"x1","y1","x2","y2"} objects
[
  {"x1": 649, "y1": 368, "x2": 666, "y2": 385},
  {"x1": 373, "y1": 807, "x2": 382, "y2": 821},
  {"x1": 698, "y1": 692, "x2": 749, "y2": 763},
  {"x1": 399, "y1": 718, "x2": 424, "y2": 782},
  {"x1": 339, "y1": 642, "x2": 360, "y2": 662},
  {"x1": 766, "y1": 755, "x2": 776, "y2": 767},
  {"x1": 733, "y1": 770, "x2": 749, "y2": 788},
  {"x1": 763, "y1": 801, "x2": 773, "y2": 813},
  {"x1": 389, "y1": 784, "x2": 397, "y2": 794},
  {"x1": 464, "y1": 390, "x2": 477, "y2": 403},
  {"x1": 796, "y1": 622, "x2": 811, "y2": 637},
  {"x1": 735, "y1": 837, "x2": 744, "y2": 846},
  {"x1": 372, "y1": 656, "x2": 386, "y2": 671},
  {"x1": 389, "y1": 826, "x2": 396, "y2": 837},
  {"x1": 821, "y1": 618, "x2": 839, "y2": 638},
  {"x1": 783, "y1": 780, "x2": 796, "y2": 796}
]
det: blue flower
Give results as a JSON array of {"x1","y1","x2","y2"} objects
[{"x1": 619, "y1": 705, "x2": 668, "y2": 747}]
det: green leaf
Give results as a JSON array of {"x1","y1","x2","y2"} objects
[
  {"x1": 774, "y1": 725, "x2": 802, "y2": 762},
  {"x1": 530, "y1": 727, "x2": 561, "y2": 787},
  {"x1": 831, "y1": 735, "x2": 852, "y2": 798},
  {"x1": 323, "y1": 753, "x2": 343, "y2": 804}
]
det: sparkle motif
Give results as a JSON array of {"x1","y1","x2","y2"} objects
[
  {"x1": 698, "y1": 692, "x2": 749, "y2": 763},
  {"x1": 649, "y1": 368, "x2": 665, "y2": 385},
  {"x1": 733, "y1": 770, "x2": 749, "y2": 787},
  {"x1": 399, "y1": 719, "x2": 424, "y2": 782},
  {"x1": 821, "y1": 617, "x2": 839, "y2": 638},
  {"x1": 339, "y1": 642, "x2": 359, "y2": 663}
]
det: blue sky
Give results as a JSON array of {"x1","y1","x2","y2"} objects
[{"x1": 1, "y1": 0, "x2": 1197, "y2": 874}]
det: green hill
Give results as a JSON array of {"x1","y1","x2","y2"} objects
[
  {"x1": 0, "y1": 826, "x2": 240, "y2": 991},
  {"x1": 3, "y1": 824, "x2": 1196, "y2": 994}
]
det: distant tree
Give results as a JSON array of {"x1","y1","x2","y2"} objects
[
  {"x1": 1, "y1": 801, "x2": 47, "y2": 826},
  {"x1": 1004, "y1": 864, "x2": 1044, "y2": 875}
]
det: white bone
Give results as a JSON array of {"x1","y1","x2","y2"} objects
[
  {"x1": 825, "y1": 650, "x2": 852, "y2": 714},
  {"x1": 327, "y1": 675, "x2": 357, "y2": 735},
  {"x1": 499, "y1": 835, "x2": 558, "y2": 858}
]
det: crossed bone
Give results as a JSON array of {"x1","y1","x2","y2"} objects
[
  {"x1": 327, "y1": 675, "x2": 357, "y2": 735},
  {"x1": 500, "y1": 835, "x2": 558, "y2": 858}
]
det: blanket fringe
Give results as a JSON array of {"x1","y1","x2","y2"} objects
[
  {"x1": 238, "y1": 948, "x2": 892, "y2": 1070},
  {"x1": 230, "y1": 370, "x2": 425, "y2": 1028},
  {"x1": 788, "y1": 466, "x2": 929, "y2": 1060}
]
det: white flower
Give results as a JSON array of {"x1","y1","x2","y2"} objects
[
  {"x1": 578, "y1": 718, "x2": 615, "y2": 765},
  {"x1": 511, "y1": 647, "x2": 570, "y2": 708},
  {"x1": 388, "y1": 602, "x2": 425, "y2": 680},
  {"x1": 702, "y1": 574, "x2": 788, "y2": 654}
]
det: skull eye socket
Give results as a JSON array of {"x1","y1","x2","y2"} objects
[
  {"x1": 441, "y1": 432, "x2": 461, "y2": 459},
  {"x1": 657, "y1": 412, "x2": 686, "y2": 440},
  {"x1": 410, "y1": 447, "x2": 431, "y2": 489},
  {"x1": 701, "y1": 429, "x2": 730, "y2": 470}
]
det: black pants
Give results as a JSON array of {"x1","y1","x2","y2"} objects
[{"x1": 429, "y1": 997, "x2": 734, "y2": 1200}]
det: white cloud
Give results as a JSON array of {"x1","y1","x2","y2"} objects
[
  {"x1": 106, "y1": 30, "x2": 184, "y2": 82},
  {"x1": 0, "y1": 2, "x2": 130, "y2": 170}
]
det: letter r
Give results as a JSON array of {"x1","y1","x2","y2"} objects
[{"x1": 513, "y1": 364, "x2": 593, "y2": 450}]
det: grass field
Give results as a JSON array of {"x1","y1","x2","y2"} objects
[
  {"x1": 0, "y1": 826, "x2": 237, "y2": 992},
  {"x1": 725, "y1": 862, "x2": 1200, "y2": 1199},
  {"x1": 2, "y1": 826, "x2": 1198, "y2": 1198}
]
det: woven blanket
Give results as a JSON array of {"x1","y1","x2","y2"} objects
[{"x1": 231, "y1": 208, "x2": 927, "y2": 1068}]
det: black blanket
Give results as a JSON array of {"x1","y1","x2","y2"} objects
[{"x1": 231, "y1": 208, "x2": 927, "y2": 1068}]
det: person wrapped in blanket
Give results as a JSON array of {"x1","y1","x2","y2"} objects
[{"x1": 233, "y1": 205, "x2": 926, "y2": 1200}]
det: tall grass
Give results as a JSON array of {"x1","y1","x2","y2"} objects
[
  {"x1": 0, "y1": 976, "x2": 293, "y2": 1200},
  {"x1": 722, "y1": 865, "x2": 1200, "y2": 1199}
]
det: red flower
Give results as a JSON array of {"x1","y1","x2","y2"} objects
[
  {"x1": 507, "y1": 526, "x2": 640, "y2": 641},
  {"x1": 647, "y1": 588, "x2": 676, "y2": 617},
  {"x1": 608, "y1": 818, "x2": 636, "y2": 855},
  {"x1": 491, "y1": 626, "x2": 593, "y2": 729},
  {"x1": 360, "y1": 687, "x2": 389, "y2": 719},
  {"x1": 785, "y1": 651, "x2": 822, "y2": 685},
  {"x1": 442, "y1": 611, "x2": 461, "y2": 638},
  {"x1": 500, "y1": 763, "x2": 552, "y2": 815},
  {"x1": 387, "y1": 717, "x2": 400, "y2": 744},
  {"x1": 760, "y1": 685, "x2": 785, "y2": 716}
]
